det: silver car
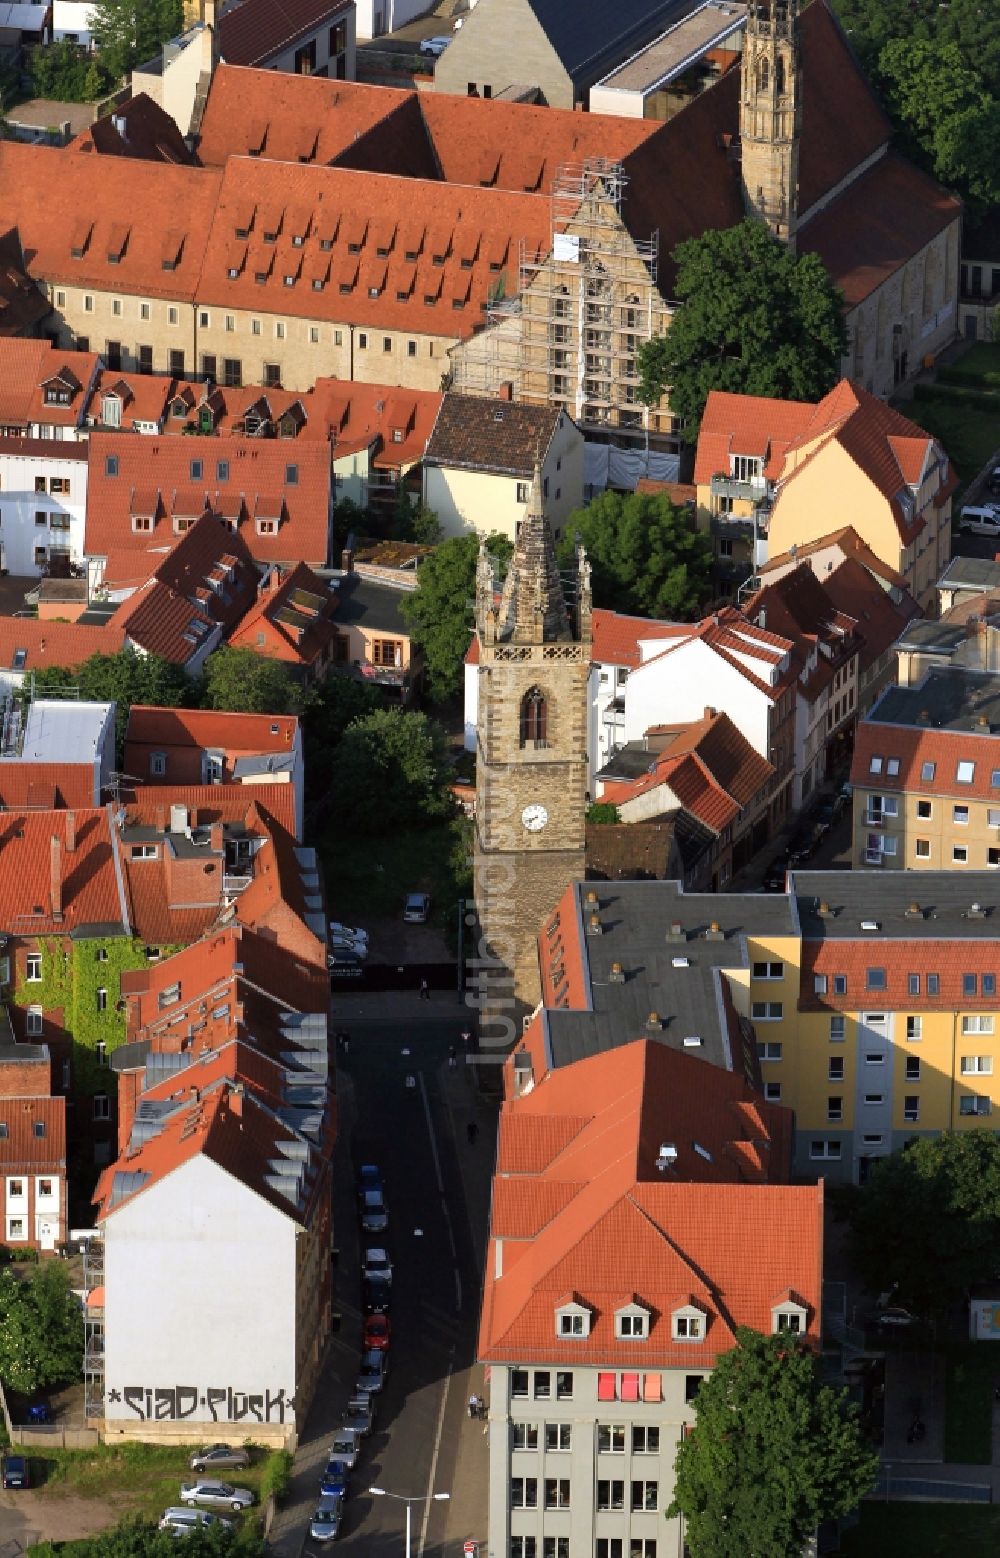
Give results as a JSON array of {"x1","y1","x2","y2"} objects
[
  {"x1": 342, "y1": 1394, "x2": 374, "y2": 1436},
  {"x1": 180, "y1": 1479, "x2": 255, "y2": 1511},
  {"x1": 159, "y1": 1507, "x2": 233, "y2": 1535},
  {"x1": 356, "y1": 1349, "x2": 387, "y2": 1395},
  {"x1": 188, "y1": 1444, "x2": 250, "y2": 1473},
  {"x1": 328, "y1": 1428, "x2": 360, "y2": 1469},
  {"x1": 310, "y1": 1496, "x2": 344, "y2": 1543}
]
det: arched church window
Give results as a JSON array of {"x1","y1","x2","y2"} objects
[{"x1": 520, "y1": 687, "x2": 548, "y2": 749}]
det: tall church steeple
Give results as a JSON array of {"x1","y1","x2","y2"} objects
[
  {"x1": 739, "y1": 0, "x2": 802, "y2": 250},
  {"x1": 471, "y1": 472, "x2": 591, "y2": 1043}
]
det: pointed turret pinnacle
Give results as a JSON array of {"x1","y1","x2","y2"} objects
[{"x1": 497, "y1": 457, "x2": 571, "y2": 644}]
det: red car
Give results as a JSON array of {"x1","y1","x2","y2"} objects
[{"x1": 363, "y1": 1313, "x2": 391, "y2": 1351}]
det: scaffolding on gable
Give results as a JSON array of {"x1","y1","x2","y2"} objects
[{"x1": 452, "y1": 158, "x2": 660, "y2": 436}]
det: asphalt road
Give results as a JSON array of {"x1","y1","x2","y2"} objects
[{"x1": 287, "y1": 1009, "x2": 494, "y2": 1558}]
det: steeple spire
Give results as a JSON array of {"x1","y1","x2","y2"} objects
[{"x1": 497, "y1": 458, "x2": 571, "y2": 644}]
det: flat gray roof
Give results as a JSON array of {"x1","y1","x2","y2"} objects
[
  {"x1": 792, "y1": 870, "x2": 1000, "y2": 940},
  {"x1": 333, "y1": 574, "x2": 411, "y2": 637},
  {"x1": 11, "y1": 700, "x2": 112, "y2": 764},
  {"x1": 871, "y1": 670, "x2": 1000, "y2": 735},
  {"x1": 938, "y1": 556, "x2": 1000, "y2": 593},
  {"x1": 894, "y1": 619, "x2": 968, "y2": 656},
  {"x1": 546, "y1": 879, "x2": 795, "y2": 1073},
  {"x1": 595, "y1": 0, "x2": 745, "y2": 95}
]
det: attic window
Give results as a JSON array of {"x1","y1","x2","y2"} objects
[
  {"x1": 320, "y1": 238, "x2": 333, "y2": 252},
  {"x1": 105, "y1": 455, "x2": 119, "y2": 477},
  {"x1": 263, "y1": 229, "x2": 278, "y2": 245},
  {"x1": 369, "y1": 286, "x2": 380, "y2": 298},
  {"x1": 555, "y1": 1303, "x2": 590, "y2": 1339},
  {"x1": 404, "y1": 249, "x2": 418, "y2": 262},
  {"x1": 228, "y1": 267, "x2": 239, "y2": 280},
  {"x1": 376, "y1": 245, "x2": 390, "y2": 258},
  {"x1": 312, "y1": 278, "x2": 325, "y2": 292},
  {"x1": 616, "y1": 1306, "x2": 649, "y2": 1340},
  {"x1": 284, "y1": 275, "x2": 296, "y2": 287},
  {"x1": 12, "y1": 648, "x2": 26, "y2": 671},
  {"x1": 255, "y1": 271, "x2": 269, "y2": 285},
  {"x1": 285, "y1": 464, "x2": 298, "y2": 485},
  {"x1": 348, "y1": 242, "x2": 362, "y2": 255},
  {"x1": 292, "y1": 235, "x2": 305, "y2": 248},
  {"x1": 672, "y1": 1309, "x2": 704, "y2": 1342},
  {"x1": 235, "y1": 225, "x2": 249, "y2": 240}
]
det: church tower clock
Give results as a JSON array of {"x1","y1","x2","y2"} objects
[
  {"x1": 739, "y1": 0, "x2": 802, "y2": 249},
  {"x1": 472, "y1": 466, "x2": 591, "y2": 1043}
]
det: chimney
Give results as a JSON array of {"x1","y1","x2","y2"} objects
[
  {"x1": 704, "y1": 706, "x2": 717, "y2": 720},
  {"x1": 155, "y1": 805, "x2": 166, "y2": 832},
  {"x1": 210, "y1": 822, "x2": 224, "y2": 853},
  {"x1": 50, "y1": 834, "x2": 63, "y2": 922},
  {"x1": 65, "y1": 810, "x2": 76, "y2": 853},
  {"x1": 498, "y1": 381, "x2": 513, "y2": 402}
]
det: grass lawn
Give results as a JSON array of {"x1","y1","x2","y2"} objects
[
  {"x1": 945, "y1": 342, "x2": 1000, "y2": 384},
  {"x1": 27, "y1": 1439, "x2": 277, "y2": 1523},
  {"x1": 839, "y1": 1502, "x2": 1000, "y2": 1557},
  {"x1": 903, "y1": 394, "x2": 1000, "y2": 496},
  {"x1": 944, "y1": 1343, "x2": 995, "y2": 1464},
  {"x1": 320, "y1": 814, "x2": 472, "y2": 929}
]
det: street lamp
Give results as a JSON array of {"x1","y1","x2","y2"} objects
[{"x1": 369, "y1": 1486, "x2": 450, "y2": 1558}]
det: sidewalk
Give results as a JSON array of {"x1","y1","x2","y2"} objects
[{"x1": 882, "y1": 1348, "x2": 1000, "y2": 1499}]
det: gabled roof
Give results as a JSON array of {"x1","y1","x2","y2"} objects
[
  {"x1": 85, "y1": 431, "x2": 331, "y2": 567},
  {"x1": 694, "y1": 389, "x2": 814, "y2": 485},
  {"x1": 0, "y1": 337, "x2": 99, "y2": 428},
  {"x1": 219, "y1": 0, "x2": 353, "y2": 68},
  {"x1": 0, "y1": 1092, "x2": 65, "y2": 1170},
  {"x1": 590, "y1": 608, "x2": 687, "y2": 669},
  {"x1": 125, "y1": 706, "x2": 299, "y2": 775},
  {"x1": 822, "y1": 556, "x2": 920, "y2": 671},
  {"x1": 425, "y1": 394, "x2": 567, "y2": 476},
  {"x1": 0, "y1": 227, "x2": 49, "y2": 337},
  {"x1": 229, "y1": 562, "x2": 338, "y2": 667},
  {"x1": 759, "y1": 524, "x2": 910, "y2": 593},
  {"x1": 479, "y1": 1038, "x2": 819, "y2": 1367},
  {"x1": 0, "y1": 807, "x2": 127, "y2": 934},
  {"x1": 72, "y1": 93, "x2": 196, "y2": 165}
]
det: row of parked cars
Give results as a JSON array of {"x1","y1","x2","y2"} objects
[
  {"x1": 762, "y1": 788, "x2": 850, "y2": 890},
  {"x1": 157, "y1": 1446, "x2": 256, "y2": 1535},
  {"x1": 308, "y1": 1162, "x2": 395, "y2": 1543},
  {"x1": 959, "y1": 467, "x2": 1000, "y2": 534}
]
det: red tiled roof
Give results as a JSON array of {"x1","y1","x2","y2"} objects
[
  {"x1": 0, "y1": 338, "x2": 100, "y2": 428},
  {"x1": 0, "y1": 762, "x2": 98, "y2": 810},
  {"x1": 219, "y1": 0, "x2": 352, "y2": 69},
  {"x1": 72, "y1": 93, "x2": 195, "y2": 165},
  {"x1": 801, "y1": 937, "x2": 1000, "y2": 1012},
  {"x1": 590, "y1": 608, "x2": 687, "y2": 669},
  {"x1": 759, "y1": 525, "x2": 910, "y2": 592},
  {"x1": 694, "y1": 390, "x2": 814, "y2": 485},
  {"x1": 85, "y1": 432, "x2": 331, "y2": 568},
  {"x1": 850, "y1": 721, "x2": 1000, "y2": 802},
  {"x1": 229, "y1": 562, "x2": 338, "y2": 667},
  {"x1": 0, "y1": 808, "x2": 126, "y2": 933},
  {"x1": 480, "y1": 1039, "x2": 817, "y2": 1366},
  {"x1": 0, "y1": 618, "x2": 124, "y2": 674},
  {"x1": 823, "y1": 556, "x2": 920, "y2": 671},
  {"x1": 122, "y1": 783, "x2": 296, "y2": 838},
  {"x1": 0, "y1": 1095, "x2": 66, "y2": 1170},
  {"x1": 125, "y1": 706, "x2": 299, "y2": 784},
  {"x1": 603, "y1": 711, "x2": 774, "y2": 830}
]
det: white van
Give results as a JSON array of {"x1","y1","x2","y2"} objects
[
  {"x1": 159, "y1": 1507, "x2": 233, "y2": 1535},
  {"x1": 959, "y1": 504, "x2": 1000, "y2": 534}
]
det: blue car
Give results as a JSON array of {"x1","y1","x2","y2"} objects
[{"x1": 319, "y1": 1458, "x2": 350, "y2": 1499}]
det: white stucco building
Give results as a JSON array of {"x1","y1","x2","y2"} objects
[{"x1": 0, "y1": 439, "x2": 88, "y2": 575}]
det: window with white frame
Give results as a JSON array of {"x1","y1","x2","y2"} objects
[
  {"x1": 957, "y1": 760, "x2": 976, "y2": 784},
  {"x1": 631, "y1": 1480, "x2": 658, "y2": 1512},
  {"x1": 545, "y1": 1424, "x2": 571, "y2": 1451},
  {"x1": 954, "y1": 845, "x2": 969, "y2": 863},
  {"x1": 828, "y1": 1057, "x2": 845, "y2": 1081},
  {"x1": 597, "y1": 1424, "x2": 626, "y2": 1453},
  {"x1": 632, "y1": 1425, "x2": 660, "y2": 1453},
  {"x1": 510, "y1": 1478, "x2": 537, "y2": 1508},
  {"x1": 510, "y1": 1539, "x2": 536, "y2": 1558},
  {"x1": 810, "y1": 1141, "x2": 842, "y2": 1160},
  {"x1": 616, "y1": 1304, "x2": 649, "y2": 1339},
  {"x1": 35, "y1": 1177, "x2": 56, "y2": 1204},
  {"x1": 764, "y1": 1081, "x2": 782, "y2": 1102},
  {"x1": 773, "y1": 1304, "x2": 806, "y2": 1334},
  {"x1": 556, "y1": 1302, "x2": 589, "y2": 1338},
  {"x1": 543, "y1": 1477, "x2": 570, "y2": 1509},
  {"x1": 6, "y1": 1217, "x2": 25, "y2": 1241},
  {"x1": 960, "y1": 1095, "x2": 992, "y2": 1115},
  {"x1": 963, "y1": 1015, "x2": 995, "y2": 1035},
  {"x1": 672, "y1": 1307, "x2": 705, "y2": 1342},
  {"x1": 830, "y1": 1015, "x2": 846, "y2": 1042},
  {"x1": 6, "y1": 1177, "x2": 25, "y2": 1203},
  {"x1": 961, "y1": 1056, "x2": 994, "y2": 1074},
  {"x1": 26, "y1": 1006, "x2": 42, "y2": 1036},
  {"x1": 597, "y1": 1480, "x2": 625, "y2": 1512},
  {"x1": 752, "y1": 1003, "x2": 783, "y2": 1022},
  {"x1": 543, "y1": 1540, "x2": 568, "y2": 1558},
  {"x1": 512, "y1": 1422, "x2": 538, "y2": 1450},
  {"x1": 757, "y1": 1040, "x2": 782, "y2": 1060},
  {"x1": 25, "y1": 952, "x2": 42, "y2": 981}
]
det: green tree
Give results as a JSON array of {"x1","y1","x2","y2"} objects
[
  {"x1": 0, "y1": 1263, "x2": 84, "y2": 1396},
  {"x1": 200, "y1": 647, "x2": 301, "y2": 715},
  {"x1": 831, "y1": 0, "x2": 1000, "y2": 100},
  {"x1": 29, "y1": 648, "x2": 189, "y2": 763},
  {"x1": 400, "y1": 532, "x2": 512, "y2": 702},
  {"x1": 328, "y1": 709, "x2": 452, "y2": 833},
  {"x1": 29, "y1": 40, "x2": 106, "y2": 102},
  {"x1": 669, "y1": 1328, "x2": 878, "y2": 1558},
  {"x1": 90, "y1": 0, "x2": 182, "y2": 81},
  {"x1": 876, "y1": 39, "x2": 982, "y2": 146},
  {"x1": 556, "y1": 491, "x2": 712, "y2": 619},
  {"x1": 31, "y1": 1513, "x2": 265, "y2": 1556},
  {"x1": 932, "y1": 98, "x2": 1000, "y2": 214},
  {"x1": 638, "y1": 221, "x2": 847, "y2": 434},
  {"x1": 849, "y1": 1130, "x2": 1000, "y2": 1315}
]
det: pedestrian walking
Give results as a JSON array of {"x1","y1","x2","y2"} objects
[
  {"x1": 448, "y1": 1046, "x2": 457, "y2": 1069},
  {"x1": 468, "y1": 1393, "x2": 479, "y2": 1420},
  {"x1": 419, "y1": 978, "x2": 430, "y2": 1001},
  {"x1": 461, "y1": 1029, "x2": 472, "y2": 1046},
  {"x1": 342, "y1": 1032, "x2": 350, "y2": 1056}
]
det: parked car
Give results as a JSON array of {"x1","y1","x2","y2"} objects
[
  {"x1": 188, "y1": 1444, "x2": 250, "y2": 1473},
  {"x1": 310, "y1": 1496, "x2": 344, "y2": 1543},
  {"x1": 159, "y1": 1508, "x2": 233, "y2": 1535},
  {"x1": 356, "y1": 1349, "x2": 387, "y2": 1394},
  {"x1": 342, "y1": 1394, "x2": 375, "y2": 1436},
  {"x1": 26, "y1": 1402, "x2": 52, "y2": 1424},
  {"x1": 763, "y1": 858, "x2": 788, "y2": 892},
  {"x1": 363, "y1": 1275, "x2": 391, "y2": 1314},
  {"x1": 876, "y1": 1305, "x2": 918, "y2": 1329},
  {"x1": 419, "y1": 34, "x2": 451, "y2": 55},
  {"x1": 180, "y1": 1479, "x2": 255, "y2": 1511},
  {"x1": 363, "y1": 1312, "x2": 391, "y2": 1350},
  {"x1": 2, "y1": 1455, "x2": 29, "y2": 1489},
  {"x1": 403, "y1": 891, "x2": 431, "y2": 922},
  {"x1": 363, "y1": 1246, "x2": 392, "y2": 1284},
  {"x1": 359, "y1": 1189, "x2": 388, "y2": 1234},
  {"x1": 330, "y1": 935, "x2": 368, "y2": 961},
  {"x1": 959, "y1": 503, "x2": 1000, "y2": 534},
  {"x1": 330, "y1": 921, "x2": 368, "y2": 946},
  {"x1": 328, "y1": 951, "x2": 362, "y2": 969},
  {"x1": 319, "y1": 1457, "x2": 350, "y2": 1499},
  {"x1": 328, "y1": 1428, "x2": 360, "y2": 1469}
]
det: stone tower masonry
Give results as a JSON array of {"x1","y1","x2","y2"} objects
[{"x1": 739, "y1": 0, "x2": 802, "y2": 250}]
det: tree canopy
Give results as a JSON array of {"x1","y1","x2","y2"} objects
[
  {"x1": 328, "y1": 709, "x2": 453, "y2": 833},
  {"x1": 0, "y1": 1262, "x2": 84, "y2": 1397},
  {"x1": 30, "y1": 1513, "x2": 265, "y2": 1558},
  {"x1": 874, "y1": 40, "x2": 1000, "y2": 215},
  {"x1": 199, "y1": 647, "x2": 302, "y2": 715},
  {"x1": 831, "y1": 0, "x2": 1000, "y2": 101},
  {"x1": 638, "y1": 221, "x2": 846, "y2": 435},
  {"x1": 400, "y1": 532, "x2": 512, "y2": 702},
  {"x1": 669, "y1": 1328, "x2": 878, "y2": 1558},
  {"x1": 29, "y1": 40, "x2": 111, "y2": 102},
  {"x1": 90, "y1": 0, "x2": 183, "y2": 81},
  {"x1": 556, "y1": 491, "x2": 712, "y2": 620},
  {"x1": 849, "y1": 1130, "x2": 1000, "y2": 1315}
]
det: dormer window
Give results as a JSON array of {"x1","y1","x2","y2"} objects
[
  {"x1": 615, "y1": 1303, "x2": 650, "y2": 1340},
  {"x1": 555, "y1": 1299, "x2": 591, "y2": 1340},
  {"x1": 672, "y1": 1304, "x2": 706, "y2": 1342},
  {"x1": 771, "y1": 1296, "x2": 808, "y2": 1335}
]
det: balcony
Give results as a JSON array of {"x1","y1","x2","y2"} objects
[
  {"x1": 223, "y1": 873, "x2": 252, "y2": 895},
  {"x1": 710, "y1": 472, "x2": 770, "y2": 503},
  {"x1": 359, "y1": 659, "x2": 408, "y2": 688}
]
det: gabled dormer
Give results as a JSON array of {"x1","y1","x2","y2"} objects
[
  {"x1": 771, "y1": 1290, "x2": 809, "y2": 1336},
  {"x1": 671, "y1": 1297, "x2": 708, "y2": 1343},
  {"x1": 615, "y1": 1299, "x2": 651, "y2": 1341},
  {"x1": 554, "y1": 1294, "x2": 592, "y2": 1340}
]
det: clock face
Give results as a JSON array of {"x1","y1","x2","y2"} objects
[{"x1": 522, "y1": 803, "x2": 548, "y2": 833}]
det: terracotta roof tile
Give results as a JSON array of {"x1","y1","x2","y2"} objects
[
  {"x1": 0, "y1": 1092, "x2": 65, "y2": 1170},
  {"x1": 0, "y1": 807, "x2": 126, "y2": 933},
  {"x1": 850, "y1": 722, "x2": 1000, "y2": 803},
  {"x1": 72, "y1": 93, "x2": 195, "y2": 165},
  {"x1": 229, "y1": 561, "x2": 338, "y2": 667},
  {"x1": 425, "y1": 394, "x2": 566, "y2": 476},
  {"x1": 219, "y1": 0, "x2": 353, "y2": 69},
  {"x1": 590, "y1": 608, "x2": 687, "y2": 669},
  {"x1": 125, "y1": 707, "x2": 299, "y2": 787}
]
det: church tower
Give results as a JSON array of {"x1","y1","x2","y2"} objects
[
  {"x1": 739, "y1": 0, "x2": 802, "y2": 249},
  {"x1": 472, "y1": 467, "x2": 591, "y2": 1045}
]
